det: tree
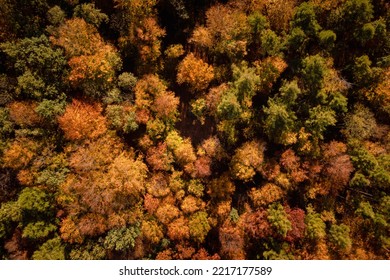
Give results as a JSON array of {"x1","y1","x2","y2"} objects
[
  {"x1": 290, "y1": 2, "x2": 321, "y2": 38},
  {"x1": 305, "y1": 106, "x2": 336, "y2": 141},
  {"x1": 267, "y1": 203, "x2": 292, "y2": 238},
  {"x1": 58, "y1": 99, "x2": 107, "y2": 141},
  {"x1": 189, "y1": 211, "x2": 211, "y2": 243},
  {"x1": 231, "y1": 141, "x2": 266, "y2": 182},
  {"x1": 73, "y1": 3, "x2": 108, "y2": 28},
  {"x1": 219, "y1": 220, "x2": 245, "y2": 259},
  {"x1": 1, "y1": 35, "x2": 67, "y2": 100},
  {"x1": 177, "y1": 53, "x2": 214, "y2": 92},
  {"x1": 300, "y1": 55, "x2": 328, "y2": 93},
  {"x1": 263, "y1": 98, "x2": 297, "y2": 145},
  {"x1": 51, "y1": 18, "x2": 121, "y2": 97},
  {"x1": 329, "y1": 224, "x2": 352, "y2": 252},
  {"x1": 190, "y1": 4, "x2": 251, "y2": 61},
  {"x1": 32, "y1": 237, "x2": 65, "y2": 260},
  {"x1": 104, "y1": 226, "x2": 140, "y2": 252},
  {"x1": 305, "y1": 207, "x2": 326, "y2": 240},
  {"x1": 250, "y1": 184, "x2": 284, "y2": 208}
]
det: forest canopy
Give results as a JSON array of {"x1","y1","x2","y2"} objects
[{"x1": 0, "y1": 0, "x2": 389, "y2": 260}]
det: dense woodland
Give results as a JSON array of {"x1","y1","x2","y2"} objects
[{"x1": 0, "y1": 0, "x2": 389, "y2": 260}]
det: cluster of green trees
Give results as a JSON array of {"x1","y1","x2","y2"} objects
[{"x1": 0, "y1": 0, "x2": 389, "y2": 259}]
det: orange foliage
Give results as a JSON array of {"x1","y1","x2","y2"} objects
[
  {"x1": 205, "y1": 84, "x2": 228, "y2": 114},
  {"x1": 58, "y1": 99, "x2": 107, "y2": 141},
  {"x1": 146, "y1": 143, "x2": 173, "y2": 171},
  {"x1": 144, "y1": 193, "x2": 160, "y2": 215},
  {"x1": 68, "y1": 135, "x2": 123, "y2": 173},
  {"x1": 141, "y1": 220, "x2": 163, "y2": 244},
  {"x1": 231, "y1": 140, "x2": 266, "y2": 181},
  {"x1": 8, "y1": 101, "x2": 41, "y2": 126},
  {"x1": 207, "y1": 173, "x2": 235, "y2": 199},
  {"x1": 250, "y1": 183, "x2": 284, "y2": 208},
  {"x1": 177, "y1": 53, "x2": 214, "y2": 92},
  {"x1": 151, "y1": 91, "x2": 179, "y2": 119},
  {"x1": 155, "y1": 203, "x2": 180, "y2": 225},
  {"x1": 2, "y1": 138, "x2": 38, "y2": 169},
  {"x1": 51, "y1": 18, "x2": 103, "y2": 57},
  {"x1": 191, "y1": 156, "x2": 212, "y2": 178},
  {"x1": 285, "y1": 208, "x2": 306, "y2": 242},
  {"x1": 147, "y1": 173, "x2": 170, "y2": 197},
  {"x1": 243, "y1": 210, "x2": 272, "y2": 239},
  {"x1": 60, "y1": 217, "x2": 83, "y2": 244},
  {"x1": 167, "y1": 216, "x2": 190, "y2": 241},
  {"x1": 181, "y1": 195, "x2": 205, "y2": 214},
  {"x1": 264, "y1": 0, "x2": 297, "y2": 32},
  {"x1": 322, "y1": 141, "x2": 354, "y2": 193},
  {"x1": 77, "y1": 213, "x2": 107, "y2": 237},
  {"x1": 134, "y1": 17, "x2": 166, "y2": 63},
  {"x1": 68, "y1": 45, "x2": 119, "y2": 84}
]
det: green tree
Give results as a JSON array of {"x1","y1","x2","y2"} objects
[
  {"x1": 267, "y1": 203, "x2": 292, "y2": 238},
  {"x1": 329, "y1": 224, "x2": 352, "y2": 252},
  {"x1": 32, "y1": 237, "x2": 65, "y2": 260},
  {"x1": 1, "y1": 35, "x2": 67, "y2": 100}
]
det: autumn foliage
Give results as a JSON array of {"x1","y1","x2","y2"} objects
[{"x1": 1, "y1": 0, "x2": 389, "y2": 261}]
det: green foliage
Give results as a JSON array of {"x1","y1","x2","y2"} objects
[
  {"x1": 32, "y1": 237, "x2": 65, "y2": 260},
  {"x1": 263, "y1": 98, "x2": 297, "y2": 145},
  {"x1": 267, "y1": 203, "x2": 292, "y2": 238},
  {"x1": 0, "y1": 201, "x2": 22, "y2": 238},
  {"x1": 230, "y1": 62, "x2": 260, "y2": 106},
  {"x1": 329, "y1": 224, "x2": 352, "y2": 252},
  {"x1": 0, "y1": 108, "x2": 14, "y2": 137},
  {"x1": 0, "y1": 0, "x2": 389, "y2": 261},
  {"x1": 104, "y1": 226, "x2": 140, "y2": 252},
  {"x1": 352, "y1": 55, "x2": 373, "y2": 87},
  {"x1": 187, "y1": 180, "x2": 204, "y2": 197},
  {"x1": 279, "y1": 80, "x2": 301, "y2": 106},
  {"x1": 305, "y1": 209, "x2": 326, "y2": 240},
  {"x1": 263, "y1": 242, "x2": 294, "y2": 260},
  {"x1": 74, "y1": 3, "x2": 108, "y2": 27},
  {"x1": 290, "y1": 2, "x2": 321, "y2": 38},
  {"x1": 342, "y1": 0, "x2": 374, "y2": 25},
  {"x1": 17, "y1": 187, "x2": 52, "y2": 214},
  {"x1": 69, "y1": 241, "x2": 106, "y2": 260},
  {"x1": 287, "y1": 27, "x2": 308, "y2": 53},
  {"x1": 248, "y1": 12, "x2": 269, "y2": 40},
  {"x1": 319, "y1": 30, "x2": 337, "y2": 50},
  {"x1": 191, "y1": 98, "x2": 207, "y2": 124},
  {"x1": 260, "y1": 30, "x2": 282, "y2": 57},
  {"x1": 350, "y1": 172, "x2": 371, "y2": 188},
  {"x1": 217, "y1": 91, "x2": 242, "y2": 121},
  {"x1": 35, "y1": 97, "x2": 67, "y2": 120},
  {"x1": 106, "y1": 105, "x2": 138, "y2": 133},
  {"x1": 305, "y1": 106, "x2": 337, "y2": 140},
  {"x1": 118, "y1": 72, "x2": 137, "y2": 91},
  {"x1": 300, "y1": 55, "x2": 327, "y2": 93},
  {"x1": 343, "y1": 104, "x2": 377, "y2": 141},
  {"x1": 47, "y1": 6, "x2": 65, "y2": 26},
  {"x1": 1, "y1": 35, "x2": 67, "y2": 100},
  {"x1": 22, "y1": 221, "x2": 57, "y2": 239}
]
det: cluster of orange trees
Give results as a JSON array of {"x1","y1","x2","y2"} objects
[{"x1": 0, "y1": 0, "x2": 389, "y2": 259}]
